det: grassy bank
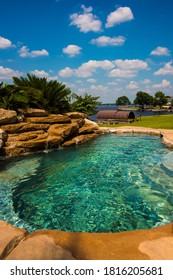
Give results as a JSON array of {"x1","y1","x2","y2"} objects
[{"x1": 98, "y1": 114, "x2": 173, "y2": 129}]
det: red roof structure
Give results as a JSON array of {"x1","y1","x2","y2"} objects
[{"x1": 97, "y1": 110, "x2": 135, "y2": 120}]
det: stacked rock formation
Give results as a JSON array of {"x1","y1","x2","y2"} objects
[{"x1": 0, "y1": 108, "x2": 103, "y2": 157}]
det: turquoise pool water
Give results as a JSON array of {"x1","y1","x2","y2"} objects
[{"x1": 0, "y1": 134, "x2": 173, "y2": 232}]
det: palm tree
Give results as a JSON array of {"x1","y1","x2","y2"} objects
[{"x1": 12, "y1": 74, "x2": 72, "y2": 113}]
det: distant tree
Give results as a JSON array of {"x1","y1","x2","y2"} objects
[
  {"x1": 154, "y1": 91, "x2": 168, "y2": 109},
  {"x1": 71, "y1": 92, "x2": 101, "y2": 115},
  {"x1": 134, "y1": 91, "x2": 154, "y2": 106},
  {"x1": 115, "y1": 96, "x2": 131, "y2": 106}
]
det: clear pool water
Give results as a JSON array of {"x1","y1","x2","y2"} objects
[{"x1": 0, "y1": 134, "x2": 173, "y2": 233}]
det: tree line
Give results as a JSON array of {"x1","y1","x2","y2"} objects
[
  {"x1": 0, "y1": 74, "x2": 101, "y2": 115},
  {"x1": 116, "y1": 91, "x2": 171, "y2": 108}
]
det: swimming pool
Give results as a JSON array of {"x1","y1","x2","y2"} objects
[{"x1": 0, "y1": 134, "x2": 173, "y2": 232}]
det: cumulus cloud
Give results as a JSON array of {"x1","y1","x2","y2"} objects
[
  {"x1": 154, "y1": 61, "x2": 173, "y2": 75},
  {"x1": 108, "y1": 59, "x2": 148, "y2": 78},
  {"x1": 75, "y1": 60, "x2": 114, "y2": 77},
  {"x1": 113, "y1": 59, "x2": 148, "y2": 70},
  {"x1": 150, "y1": 46, "x2": 171, "y2": 56},
  {"x1": 59, "y1": 59, "x2": 148, "y2": 80},
  {"x1": 81, "y1": 5, "x2": 93, "y2": 13},
  {"x1": 90, "y1": 85, "x2": 108, "y2": 91},
  {"x1": 0, "y1": 65, "x2": 21, "y2": 79},
  {"x1": 30, "y1": 70, "x2": 49, "y2": 78},
  {"x1": 126, "y1": 81, "x2": 139, "y2": 90},
  {"x1": 90, "y1": 36, "x2": 126, "y2": 46},
  {"x1": 141, "y1": 79, "x2": 151, "y2": 84},
  {"x1": 87, "y1": 78, "x2": 97, "y2": 83},
  {"x1": 105, "y1": 7, "x2": 134, "y2": 28},
  {"x1": 58, "y1": 67, "x2": 74, "y2": 77},
  {"x1": 62, "y1": 44, "x2": 82, "y2": 57},
  {"x1": 70, "y1": 5, "x2": 102, "y2": 33},
  {"x1": 152, "y1": 79, "x2": 171, "y2": 89},
  {"x1": 108, "y1": 69, "x2": 137, "y2": 78},
  {"x1": 18, "y1": 46, "x2": 49, "y2": 58},
  {"x1": 0, "y1": 36, "x2": 13, "y2": 49}
]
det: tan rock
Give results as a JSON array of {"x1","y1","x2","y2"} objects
[
  {"x1": 18, "y1": 108, "x2": 48, "y2": 117},
  {"x1": 0, "y1": 220, "x2": 27, "y2": 260},
  {"x1": 15, "y1": 134, "x2": 62, "y2": 150},
  {"x1": 26, "y1": 114, "x2": 71, "y2": 124},
  {"x1": 48, "y1": 123, "x2": 79, "y2": 139},
  {"x1": 0, "y1": 109, "x2": 18, "y2": 125},
  {"x1": 0, "y1": 128, "x2": 7, "y2": 148},
  {"x1": 65, "y1": 112, "x2": 87, "y2": 119},
  {"x1": 71, "y1": 118, "x2": 85, "y2": 128},
  {"x1": 1, "y1": 122, "x2": 50, "y2": 134},
  {"x1": 6, "y1": 234, "x2": 75, "y2": 260},
  {"x1": 62, "y1": 135, "x2": 88, "y2": 146},
  {"x1": 16, "y1": 223, "x2": 172, "y2": 260},
  {"x1": 3, "y1": 147, "x2": 29, "y2": 157},
  {"x1": 5, "y1": 131, "x2": 62, "y2": 152},
  {"x1": 79, "y1": 119, "x2": 99, "y2": 134},
  {"x1": 6, "y1": 130, "x2": 46, "y2": 143},
  {"x1": 138, "y1": 237, "x2": 173, "y2": 260}
]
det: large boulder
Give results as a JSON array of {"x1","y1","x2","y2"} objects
[
  {"x1": 0, "y1": 220, "x2": 27, "y2": 260},
  {"x1": 48, "y1": 123, "x2": 79, "y2": 140},
  {"x1": 1, "y1": 122, "x2": 50, "y2": 134},
  {"x1": 26, "y1": 114, "x2": 71, "y2": 124},
  {"x1": 0, "y1": 128, "x2": 7, "y2": 149},
  {"x1": 0, "y1": 109, "x2": 17, "y2": 125},
  {"x1": 4, "y1": 131, "x2": 62, "y2": 157},
  {"x1": 62, "y1": 134, "x2": 91, "y2": 146},
  {"x1": 6, "y1": 234, "x2": 75, "y2": 260},
  {"x1": 65, "y1": 112, "x2": 87, "y2": 119},
  {"x1": 18, "y1": 108, "x2": 48, "y2": 117},
  {"x1": 79, "y1": 118, "x2": 99, "y2": 134}
]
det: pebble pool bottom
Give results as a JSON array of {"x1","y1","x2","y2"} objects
[{"x1": 0, "y1": 134, "x2": 173, "y2": 233}]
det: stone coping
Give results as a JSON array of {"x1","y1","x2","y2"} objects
[
  {"x1": 0, "y1": 220, "x2": 173, "y2": 260},
  {"x1": 100, "y1": 126, "x2": 173, "y2": 149}
]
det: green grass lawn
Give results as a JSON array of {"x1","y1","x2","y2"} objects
[{"x1": 98, "y1": 114, "x2": 173, "y2": 129}]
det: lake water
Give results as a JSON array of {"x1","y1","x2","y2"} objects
[{"x1": 89, "y1": 104, "x2": 173, "y2": 121}]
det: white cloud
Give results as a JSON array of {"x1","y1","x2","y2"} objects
[
  {"x1": 113, "y1": 59, "x2": 148, "y2": 70},
  {"x1": 154, "y1": 61, "x2": 173, "y2": 75},
  {"x1": 62, "y1": 44, "x2": 82, "y2": 57},
  {"x1": 0, "y1": 65, "x2": 21, "y2": 79},
  {"x1": 0, "y1": 36, "x2": 13, "y2": 49},
  {"x1": 108, "y1": 59, "x2": 148, "y2": 78},
  {"x1": 75, "y1": 60, "x2": 114, "y2": 77},
  {"x1": 106, "y1": 7, "x2": 134, "y2": 28},
  {"x1": 18, "y1": 46, "x2": 49, "y2": 58},
  {"x1": 30, "y1": 70, "x2": 49, "y2": 78},
  {"x1": 108, "y1": 69, "x2": 137, "y2": 78},
  {"x1": 58, "y1": 67, "x2": 74, "y2": 77},
  {"x1": 141, "y1": 79, "x2": 151, "y2": 84},
  {"x1": 90, "y1": 36, "x2": 126, "y2": 46},
  {"x1": 87, "y1": 78, "x2": 97, "y2": 83},
  {"x1": 150, "y1": 46, "x2": 171, "y2": 56},
  {"x1": 70, "y1": 6, "x2": 102, "y2": 33},
  {"x1": 126, "y1": 81, "x2": 139, "y2": 90},
  {"x1": 152, "y1": 79, "x2": 171, "y2": 89},
  {"x1": 90, "y1": 85, "x2": 108, "y2": 91},
  {"x1": 81, "y1": 5, "x2": 93, "y2": 13}
]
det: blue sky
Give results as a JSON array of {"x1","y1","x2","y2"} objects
[{"x1": 0, "y1": 0, "x2": 173, "y2": 103}]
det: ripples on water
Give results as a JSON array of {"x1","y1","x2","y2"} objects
[{"x1": 0, "y1": 134, "x2": 173, "y2": 232}]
